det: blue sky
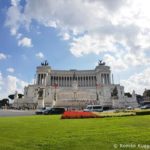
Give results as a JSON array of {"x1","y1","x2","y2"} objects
[{"x1": 0, "y1": 0, "x2": 150, "y2": 99}]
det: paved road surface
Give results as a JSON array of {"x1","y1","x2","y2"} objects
[{"x1": 0, "y1": 109, "x2": 35, "y2": 117}]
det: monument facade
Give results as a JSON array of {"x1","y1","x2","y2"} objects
[{"x1": 13, "y1": 60, "x2": 138, "y2": 109}]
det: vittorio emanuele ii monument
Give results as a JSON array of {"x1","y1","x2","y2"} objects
[{"x1": 13, "y1": 60, "x2": 138, "y2": 109}]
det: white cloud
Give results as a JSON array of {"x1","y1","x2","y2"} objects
[
  {"x1": 5, "y1": 0, "x2": 149, "y2": 58},
  {"x1": 0, "y1": 53, "x2": 7, "y2": 60},
  {"x1": 4, "y1": 0, "x2": 150, "y2": 77},
  {"x1": 18, "y1": 37, "x2": 33, "y2": 47},
  {"x1": 103, "y1": 50, "x2": 150, "y2": 72},
  {"x1": 61, "y1": 33, "x2": 70, "y2": 40},
  {"x1": 0, "y1": 72, "x2": 28, "y2": 99},
  {"x1": 16, "y1": 33, "x2": 22, "y2": 39},
  {"x1": 11, "y1": 0, "x2": 20, "y2": 7},
  {"x1": 7, "y1": 68, "x2": 15, "y2": 73},
  {"x1": 10, "y1": 28, "x2": 17, "y2": 36},
  {"x1": 70, "y1": 34, "x2": 117, "y2": 57},
  {"x1": 36, "y1": 52, "x2": 44, "y2": 59},
  {"x1": 104, "y1": 54, "x2": 128, "y2": 72},
  {"x1": 121, "y1": 68, "x2": 150, "y2": 94},
  {"x1": 5, "y1": 1, "x2": 22, "y2": 36}
]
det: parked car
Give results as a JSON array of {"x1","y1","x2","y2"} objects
[
  {"x1": 141, "y1": 104, "x2": 150, "y2": 109},
  {"x1": 83, "y1": 105, "x2": 103, "y2": 112},
  {"x1": 43, "y1": 107, "x2": 65, "y2": 115},
  {"x1": 35, "y1": 107, "x2": 46, "y2": 115},
  {"x1": 126, "y1": 106, "x2": 134, "y2": 110}
]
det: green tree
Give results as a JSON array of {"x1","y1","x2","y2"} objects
[
  {"x1": 136, "y1": 94, "x2": 143, "y2": 104},
  {"x1": 0, "y1": 98, "x2": 9, "y2": 106},
  {"x1": 125, "y1": 92, "x2": 132, "y2": 97}
]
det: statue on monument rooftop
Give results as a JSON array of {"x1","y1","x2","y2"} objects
[
  {"x1": 41, "y1": 60, "x2": 49, "y2": 66},
  {"x1": 98, "y1": 60, "x2": 105, "y2": 66}
]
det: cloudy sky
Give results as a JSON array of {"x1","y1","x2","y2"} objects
[{"x1": 0, "y1": 0, "x2": 150, "y2": 99}]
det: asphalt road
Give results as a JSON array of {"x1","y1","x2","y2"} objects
[{"x1": 0, "y1": 109, "x2": 35, "y2": 117}]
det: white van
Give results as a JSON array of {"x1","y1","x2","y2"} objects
[{"x1": 84, "y1": 105, "x2": 103, "y2": 112}]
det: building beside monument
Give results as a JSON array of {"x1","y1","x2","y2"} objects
[{"x1": 13, "y1": 60, "x2": 138, "y2": 109}]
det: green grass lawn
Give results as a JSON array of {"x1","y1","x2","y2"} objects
[{"x1": 0, "y1": 115, "x2": 150, "y2": 150}]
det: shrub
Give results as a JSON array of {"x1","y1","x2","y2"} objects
[
  {"x1": 136, "y1": 110, "x2": 150, "y2": 115},
  {"x1": 94, "y1": 112, "x2": 136, "y2": 118}
]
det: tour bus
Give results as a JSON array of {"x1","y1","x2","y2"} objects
[{"x1": 83, "y1": 105, "x2": 103, "y2": 112}]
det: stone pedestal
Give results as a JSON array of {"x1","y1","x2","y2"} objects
[
  {"x1": 37, "y1": 88, "x2": 45, "y2": 108},
  {"x1": 37, "y1": 98, "x2": 45, "y2": 108}
]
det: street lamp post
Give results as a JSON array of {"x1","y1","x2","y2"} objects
[{"x1": 96, "y1": 83, "x2": 99, "y2": 104}]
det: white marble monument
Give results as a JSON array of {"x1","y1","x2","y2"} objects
[{"x1": 13, "y1": 60, "x2": 138, "y2": 109}]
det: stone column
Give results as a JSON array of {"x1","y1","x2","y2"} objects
[
  {"x1": 49, "y1": 74, "x2": 51, "y2": 86},
  {"x1": 62, "y1": 76, "x2": 63, "y2": 86},
  {"x1": 100, "y1": 73, "x2": 102, "y2": 84},
  {"x1": 59, "y1": 76, "x2": 61, "y2": 87},
  {"x1": 39, "y1": 74, "x2": 40, "y2": 85},
  {"x1": 105, "y1": 74, "x2": 107, "y2": 84},
  {"x1": 107, "y1": 74, "x2": 109, "y2": 84},
  {"x1": 66, "y1": 76, "x2": 67, "y2": 87},
  {"x1": 37, "y1": 74, "x2": 39, "y2": 85},
  {"x1": 87, "y1": 76, "x2": 90, "y2": 86},
  {"x1": 92, "y1": 76, "x2": 94, "y2": 86},
  {"x1": 106, "y1": 74, "x2": 108, "y2": 84},
  {"x1": 103, "y1": 74, "x2": 105, "y2": 84},
  {"x1": 45, "y1": 73, "x2": 47, "y2": 86},
  {"x1": 40, "y1": 74, "x2": 42, "y2": 85},
  {"x1": 43, "y1": 74, "x2": 45, "y2": 85},
  {"x1": 94, "y1": 76, "x2": 96, "y2": 86},
  {"x1": 65, "y1": 76, "x2": 66, "y2": 87},
  {"x1": 86, "y1": 76, "x2": 88, "y2": 87},
  {"x1": 90, "y1": 76, "x2": 92, "y2": 87},
  {"x1": 104, "y1": 74, "x2": 106, "y2": 84},
  {"x1": 42, "y1": 74, "x2": 44, "y2": 85},
  {"x1": 103, "y1": 74, "x2": 104, "y2": 84},
  {"x1": 52, "y1": 76, "x2": 54, "y2": 86},
  {"x1": 61, "y1": 76, "x2": 64, "y2": 86},
  {"x1": 85, "y1": 76, "x2": 87, "y2": 87},
  {"x1": 69, "y1": 76, "x2": 71, "y2": 87},
  {"x1": 67, "y1": 76, "x2": 69, "y2": 87},
  {"x1": 63, "y1": 76, "x2": 65, "y2": 87},
  {"x1": 82, "y1": 76, "x2": 84, "y2": 87}
]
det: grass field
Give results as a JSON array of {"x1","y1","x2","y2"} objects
[{"x1": 0, "y1": 115, "x2": 150, "y2": 150}]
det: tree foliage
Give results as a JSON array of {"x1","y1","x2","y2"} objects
[
  {"x1": 125, "y1": 92, "x2": 132, "y2": 97},
  {"x1": 136, "y1": 94, "x2": 143, "y2": 104},
  {"x1": 0, "y1": 98, "x2": 9, "y2": 107}
]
